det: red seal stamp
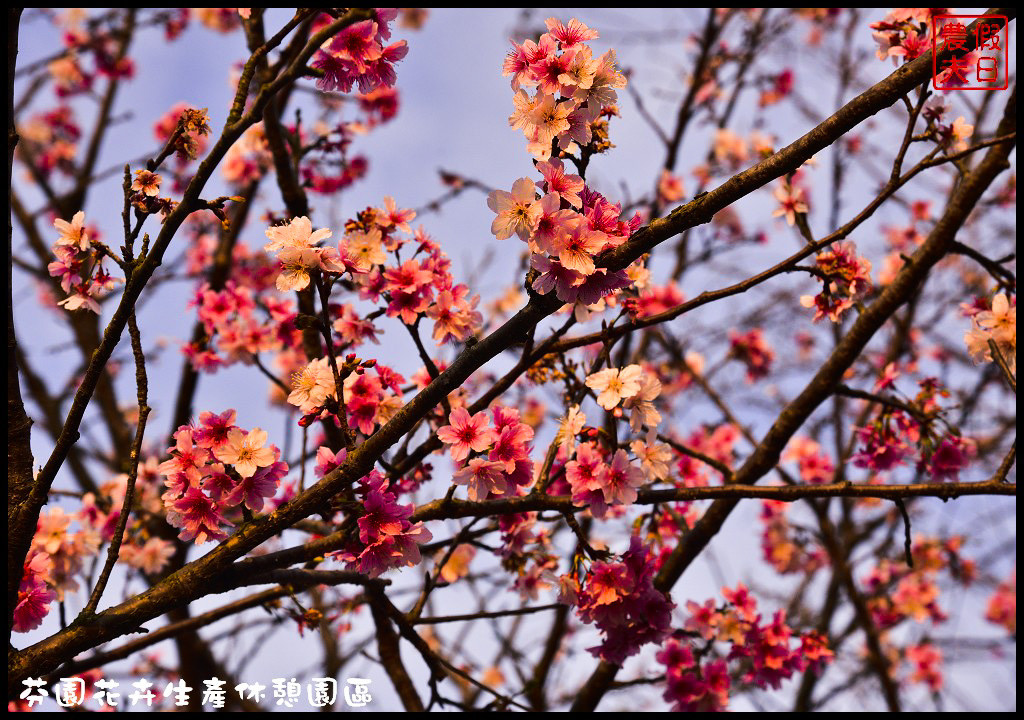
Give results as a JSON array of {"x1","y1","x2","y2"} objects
[{"x1": 932, "y1": 15, "x2": 1009, "y2": 90}]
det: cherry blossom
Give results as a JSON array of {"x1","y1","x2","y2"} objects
[
  {"x1": 487, "y1": 177, "x2": 542, "y2": 241},
  {"x1": 288, "y1": 357, "x2": 337, "y2": 414},
  {"x1": 965, "y1": 292, "x2": 1016, "y2": 373},
  {"x1": 772, "y1": 180, "x2": 809, "y2": 226},
  {"x1": 437, "y1": 407, "x2": 497, "y2": 463},
  {"x1": 585, "y1": 364, "x2": 643, "y2": 410},
  {"x1": 213, "y1": 427, "x2": 277, "y2": 479}
]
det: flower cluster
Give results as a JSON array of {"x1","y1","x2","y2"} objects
[
  {"x1": 852, "y1": 382, "x2": 974, "y2": 482},
  {"x1": 574, "y1": 536, "x2": 675, "y2": 664},
  {"x1": 159, "y1": 411, "x2": 288, "y2": 543},
  {"x1": 44, "y1": 10, "x2": 134, "y2": 98},
  {"x1": 438, "y1": 406, "x2": 535, "y2": 502},
  {"x1": 222, "y1": 124, "x2": 273, "y2": 186},
  {"x1": 759, "y1": 499, "x2": 827, "y2": 575},
  {"x1": 630, "y1": 280, "x2": 684, "y2": 318},
  {"x1": 904, "y1": 643, "x2": 943, "y2": 691},
  {"x1": 300, "y1": 123, "x2": 369, "y2": 195},
  {"x1": 564, "y1": 442, "x2": 646, "y2": 516},
  {"x1": 193, "y1": 8, "x2": 247, "y2": 33},
  {"x1": 870, "y1": 9, "x2": 944, "y2": 64},
  {"x1": 984, "y1": 570, "x2": 1015, "y2": 635},
  {"x1": 340, "y1": 362, "x2": 406, "y2": 435},
  {"x1": 503, "y1": 17, "x2": 625, "y2": 161},
  {"x1": 800, "y1": 241, "x2": 873, "y2": 322},
  {"x1": 48, "y1": 211, "x2": 122, "y2": 314},
  {"x1": 337, "y1": 473, "x2": 432, "y2": 578},
  {"x1": 917, "y1": 434, "x2": 975, "y2": 482},
  {"x1": 783, "y1": 436, "x2": 835, "y2": 485},
  {"x1": 759, "y1": 68, "x2": 794, "y2": 107},
  {"x1": 311, "y1": 10, "x2": 407, "y2": 95},
  {"x1": 490, "y1": 19, "x2": 642, "y2": 320},
  {"x1": 14, "y1": 480, "x2": 165, "y2": 633},
  {"x1": 862, "y1": 536, "x2": 974, "y2": 630},
  {"x1": 16, "y1": 106, "x2": 80, "y2": 178},
  {"x1": 488, "y1": 172, "x2": 638, "y2": 318},
  {"x1": 675, "y1": 423, "x2": 739, "y2": 487},
  {"x1": 186, "y1": 279, "x2": 292, "y2": 372},
  {"x1": 877, "y1": 213, "x2": 927, "y2": 285},
  {"x1": 339, "y1": 202, "x2": 484, "y2": 345},
  {"x1": 15, "y1": 552, "x2": 57, "y2": 633},
  {"x1": 154, "y1": 103, "x2": 211, "y2": 164},
  {"x1": 852, "y1": 410, "x2": 916, "y2": 473},
  {"x1": 658, "y1": 584, "x2": 832, "y2": 711},
  {"x1": 729, "y1": 328, "x2": 775, "y2": 382},
  {"x1": 264, "y1": 215, "x2": 352, "y2": 293}
]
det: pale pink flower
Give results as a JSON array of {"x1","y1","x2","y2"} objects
[
  {"x1": 965, "y1": 293, "x2": 1016, "y2": 373},
  {"x1": 344, "y1": 227, "x2": 387, "y2": 268},
  {"x1": 630, "y1": 432, "x2": 672, "y2": 481},
  {"x1": 772, "y1": 181, "x2": 808, "y2": 226},
  {"x1": 502, "y1": 38, "x2": 542, "y2": 91},
  {"x1": 529, "y1": 193, "x2": 576, "y2": 254},
  {"x1": 530, "y1": 253, "x2": 584, "y2": 302},
  {"x1": 509, "y1": 91, "x2": 574, "y2": 151},
  {"x1": 274, "y1": 246, "x2": 321, "y2": 292},
  {"x1": 487, "y1": 177, "x2": 541, "y2": 241},
  {"x1": 623, "y1": 372, "x2": 662, "y2": 431},
  {"x1": 288, "y1": 357, "x2": 337, "y2": 413},
  {"x1": 453, "y1": 458, "x2": 508, "y2": 501},
  {"x1": 658, "y1": 169, "x2": 685, "y2": 205},
  {"x1": 120, "y1": 537, "x2": 175, "y2": 575},
  {"x1": 714, "y1": 128, "x2": 749, "y2": 169},
  {"x1": 223, "y1": 460, "x2": 287, "y2": 512},
  {"x1": 264, "y1": 216, "x2": 332, "y2": 253},
  {"x1": 34, "y1": 507, "x2": 72, "y2": 555},
  {"x1": 437, "y1": 543, "x2": 476, "y2": 583},
  {"x1": 54, "y1": 210, "x2": 89, "y2": 250},
  {"x1": 214, "y1": 427, "x2": 276, "y2": 478},
  {"x1": 535, "y1": 158, "x2": 584, "y2": 208},
  {"x1": 427, "y1": 284, "x2": 482, "y2": 344},
  {"x1": 558, "y1": 43, "x2": 598, "y2": 96},
  {"x1": 166, "y1": 486, "x2": 229, "y2": 544},
  {"x1": 57, "y1": 289, "x2": 101, "y2": 314},
  {"x1": 557, "y1": 405, "x2": 586, "y2": 456},
  {"x1": 544, "y1": 17, "x2": 599, "y2": 48},
  {"x1": 158, "y1": 427, "x2": 210, "y2": 485},
  {"x1": 559, "y1": 103, "x2": 598, "y2": 153},
  {"x1": 14, "y1": 553, "x2": 55, "y2": 633},
  {"x1": 586, "y1": 364, "x2": 643, "y2": 410},
  {"x1": 576, "y1": 49, "x2": 625, "y2": 106}
]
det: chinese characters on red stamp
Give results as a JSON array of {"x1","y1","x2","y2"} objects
[{"x1": 932, "y1": 15, "x2": 1009, "y2": 90}]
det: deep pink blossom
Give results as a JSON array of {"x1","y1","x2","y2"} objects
[
  {"x1": 437, "y1": 408, "x2": 497, "y2": 462},
  {"x1": 166, "y1": 487, "x2": 229, "y2": 544}
]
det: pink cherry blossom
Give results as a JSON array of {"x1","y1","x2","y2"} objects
[
  {"x1": 453, "y1": 458, "x2": 508, "y2": 501},
  {"x1": 437, "y1": 407, "x2": 497, "y2": 462},
  {"x1": 214, "y1": 427, "x2": 277, "y2": 478}
]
